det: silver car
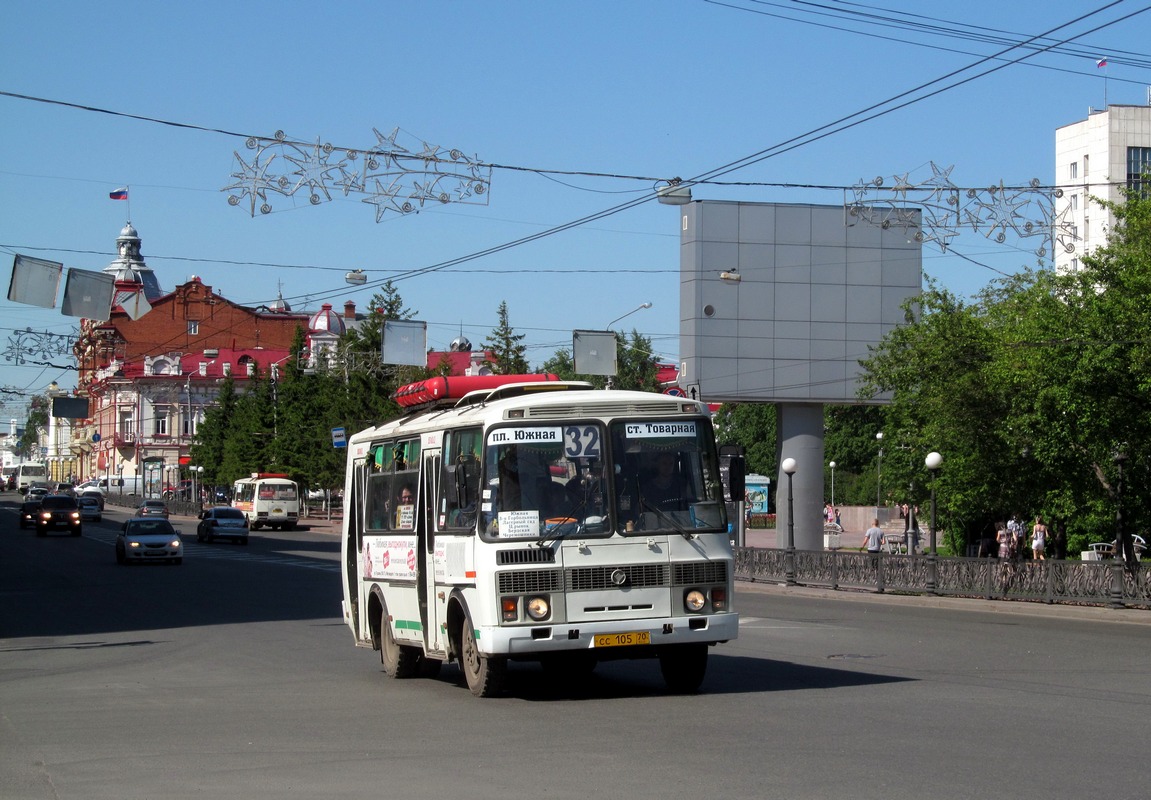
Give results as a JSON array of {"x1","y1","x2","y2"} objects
[
  {"x1": 196, "y1": 506, "x2": 249, "y2": 544},
  {"x1": 77, "y1": 495, "x2": 102, "y2": 522}
]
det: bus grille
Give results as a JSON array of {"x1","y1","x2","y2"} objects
[
  {"x1": 498, "y1": 569, "x2": 564, "y2": 594},
  {"x1": 673, "y1": 560, "x2": 728, "y2": 585},
  {"x1": 497, "y1": 548, "x2": 556, "y2": 565},
  {"x1": 566, "y1": 563, "x2": 670, "y2": 591}
]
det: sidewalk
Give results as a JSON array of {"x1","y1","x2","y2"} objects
[{"x1": 736, "y1": 577, "x2": 1151, "y2": 625}]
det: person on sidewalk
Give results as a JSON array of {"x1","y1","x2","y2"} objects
[{"x1": 861, "y1": 519, "x2": 884, "y2": 563}]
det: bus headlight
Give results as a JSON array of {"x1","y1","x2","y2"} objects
[
  {"x1": 525, "y1": 596, "x2": 551, "y2": 621},
  {"x1": 684, "y1": 589, "x2": 707, "y2": 613}
]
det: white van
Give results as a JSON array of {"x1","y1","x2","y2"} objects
[{"x1": 79, "y1": 476, "x2": 144, "y2": 495}]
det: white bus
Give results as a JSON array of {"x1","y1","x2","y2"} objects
[
  {"x1": 232, "y1": 473, "x2": 300, "y2": 530},
  {"x1": 340, "y1": 375, "x2": 742, "y2": 698},
  {"x1": 16, "y1": 463, "x2": 48, "y2": 493}
]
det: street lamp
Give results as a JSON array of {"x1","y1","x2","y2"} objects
[
  {"x1": 926, "y1": 451, "x2": 942, "y2": 593},
  {"x1": 875, "y1": 432, "x2": 884, "y2": 519},
  {"x1": 828, "y1": 461, "x2": 836, "y2": 508},
  {"x1": 606, "y1": 302, "x2": 652, "y2": 330},
  {"x1": 782, "y1": 457, "x2": 797, "y2": 586}
]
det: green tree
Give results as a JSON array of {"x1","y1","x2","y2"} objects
[
  {"x1": 190, "y1": 374, "x2": 237, "y2": 487},
  {"x1": 858, "y1": 184, "x2": 1151, "y2": 559},
  {"x1": 268, "y1": 328, "x2": 346, "y2": 492},
  {"x1": 712, "y1": 403, "x2": 776, "y2": 478},
  {"x1": 220, "y1": 369, "x2": 276, "y2": 480},
  {"x1": 483, "y1": 301, "x2": 529, "y2": 374},
  {"x1": 18, "y1": 395, "x2": 49, "y2": 460},
  {"x1": 540, "y1": 329, "x2": 661, "y2": 391}
]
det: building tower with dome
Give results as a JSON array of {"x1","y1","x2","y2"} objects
[{"x1": 70, "y1": 222, "x2": 350, "y2": 493}]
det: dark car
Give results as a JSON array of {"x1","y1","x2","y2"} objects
[
  {"x1": 19, "y1": 497, "x2": 43, "y2": 529},
  {"x1": 134, "y1": 499, "x2": 170, "y2": 518},
  {"x1": 196, "y1": 506, "x2": 249, "y2": 545},
  {"x1": 36, "y1": 495, "x2": 82, "y2": 536}
]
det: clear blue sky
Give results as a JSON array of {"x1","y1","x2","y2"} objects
[{"x1": 2, "y1": 0, "x2": 1149, "y2": 422}]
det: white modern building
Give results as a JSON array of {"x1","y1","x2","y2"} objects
[{"x1": 1054, "y1": 104, "x2": 1151, "y2": 274}]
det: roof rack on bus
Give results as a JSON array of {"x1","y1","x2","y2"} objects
[
  {"x1": 393, "y1": 374, "x2": 586, "y2": 412},
  {"x1": 455, "y1": 380, "x2": 593, "y2": 409}
]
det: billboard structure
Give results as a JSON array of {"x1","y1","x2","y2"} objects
[{"x1": 677, "y1": 201, "x2": 923, "y2": 548}]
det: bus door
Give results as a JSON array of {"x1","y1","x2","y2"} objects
[
  {"x1": 417, "y1": 455, "x2": 437, "y2": 654},
  {"x1": 345, "y1": 456, "x2": 366, "y2": 641}
]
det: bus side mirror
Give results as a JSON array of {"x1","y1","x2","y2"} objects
[
  {"x1": 454, "y1": 456, "x2": 480, "y2": 507},
  {"x1": 727, "y1": 455, "x2": 746, "y2": 503}
]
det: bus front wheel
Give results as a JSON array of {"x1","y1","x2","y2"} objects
[
  {"x1": 658, "y1": 643, "x2": 708, "y2": 693},
  {"x1": 379, "y1": 603, "x2": 420, "y2": 679},
  {"x1": 459, "y1": 612, "x2": 506, "y2": 698}
]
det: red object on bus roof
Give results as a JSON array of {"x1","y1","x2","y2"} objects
[{"x1": 394, "y1": 374, "x2": 560, "y2": 408}]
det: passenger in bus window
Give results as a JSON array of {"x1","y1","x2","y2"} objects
[{"x1": 394, "y1": 484, "x2": 415, "y2": 529}]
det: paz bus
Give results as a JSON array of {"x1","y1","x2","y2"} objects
[
  {"x1": 15, "y1": 463, "x2": 48, "y2": 493},
  {"x1": 232, "y1": 473, "x2": 300, "y2": 530},
  {"x1": 340, "y1": 375, "x2": 743, "y2": 697}
]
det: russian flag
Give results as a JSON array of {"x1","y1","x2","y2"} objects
[
  {"x1": 109, "y1": 188, "x2": 128, "y2": 200},
  {"x1": 1096, "y1": 57, "x2": 1108, "y2": 68}
]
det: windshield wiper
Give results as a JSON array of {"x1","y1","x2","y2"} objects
[{"x1": 638, "y1": 496, "x2": 695, "y2": 540}]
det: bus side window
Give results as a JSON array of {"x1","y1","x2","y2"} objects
[
  {"x1": 441, "y1": 428, "x2": 481, "y2": 531},
  {"x1": 366, "y1": 473, "x2": 390, "y2": 530}
]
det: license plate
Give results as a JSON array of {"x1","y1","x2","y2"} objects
[{"x1": 593, "y1": 631, "x2": 650, "y2": 648}]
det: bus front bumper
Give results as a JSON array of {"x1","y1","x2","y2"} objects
[{"x1": 482, "y1": 612, "x2": 739, "y2": 657}]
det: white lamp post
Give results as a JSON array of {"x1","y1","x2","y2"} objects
[
  {"x1": 875, "y1": 432, "x2": 884, "y2": 519},
  {"x1": 926, "y1": 451, "x2": 943, "y2": 593},
  {"x1": 828, "y1": 461, "x2": 837, "y2": 509},
  {"x1": 782, "y1": 457, "x2": 798, "y2": 586}
]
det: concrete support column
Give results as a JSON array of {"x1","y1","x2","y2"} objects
[{"x1": 775, "y1": 403, "x2": 825, "y2": 551}]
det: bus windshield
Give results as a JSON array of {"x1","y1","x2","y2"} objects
[
  {"x1": 482, "y1": 424, "x2": 609, "y2": 540},
  {"x1": 609, "y1": 419, "x2": 726, "y2": 535},
  {"x1": 479, "y1": 419, "x2": 726, "y2": 540}
]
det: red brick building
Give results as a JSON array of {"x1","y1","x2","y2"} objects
[{"x1": 71, "y1": 222, "x2": 316, "y2": 493}]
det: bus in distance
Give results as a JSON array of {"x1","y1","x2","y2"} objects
[
  {"x1": 232, "y1": 473, "x2": 300, "y2": 530},
  {"x1": 16, "y1": 463, "x2": 48, "y2": 493},
  {"x1": 340, "y1": 375, "x2": 743, "y2": 697}
]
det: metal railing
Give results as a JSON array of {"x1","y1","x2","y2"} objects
[{"x1": 733, "y1": 547, "x2": 1151, "y2": 609}]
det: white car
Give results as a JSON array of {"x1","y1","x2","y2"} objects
[{"x1": 116, "y1": 519, "x2": 183, "y2": 565}]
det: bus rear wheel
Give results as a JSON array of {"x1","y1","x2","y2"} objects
[
  {"x1": 658, "y1": 643, "x2": 709, "y2": 693},
  {"x1": 379, "y1": 603, "x2": 420, "y2": 679},
  {"x1": 459, "y1": 612, "x2": 506, "y2": 698}
]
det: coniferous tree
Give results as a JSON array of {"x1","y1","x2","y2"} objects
[
  {"x1": 483, "y1": 301, "x2": 529, "y2": 374},
  {"x1": 190, "y1": 373, "x2": 237, "y2": 488}
]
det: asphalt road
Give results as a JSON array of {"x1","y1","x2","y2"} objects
[{"x1": 1, "y1": 491, "x2": 1148, "y2": 800}]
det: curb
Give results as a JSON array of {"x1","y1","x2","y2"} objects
[{"x1": 736, "y1": 578, "x2": 1151, "y2": 625}]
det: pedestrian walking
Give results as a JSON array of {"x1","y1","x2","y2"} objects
[
  {"x1": 861, "y1": 519, "x2": 884, "y2": 563},
  {"x1": 1031, "y1": 516, "x2": 1048, "y2": 560}
]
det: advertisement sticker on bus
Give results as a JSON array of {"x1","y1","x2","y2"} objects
[{"x1": 362, "y1": 536, "x2": 419, "y2": 580}]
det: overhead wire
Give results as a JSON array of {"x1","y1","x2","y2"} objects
[{"x1": 2, "y1": 3, "x2": 1148, "y2": 385}]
